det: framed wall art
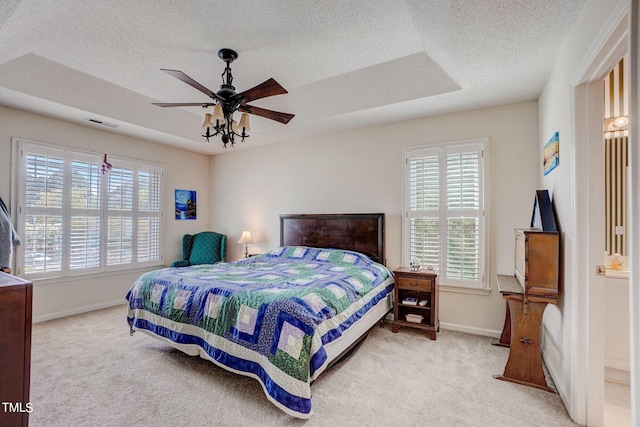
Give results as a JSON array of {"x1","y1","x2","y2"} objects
[
  {"x1": 543, "y1": 131, "x2": 559, "y2": 176},
  {"x1": 175, "y1": 189, "x2": 196, "y2": 220}
]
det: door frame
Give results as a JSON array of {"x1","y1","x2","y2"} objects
[
  {"x1": 570, "y1": 3, "x2": 630, "y2": 425},
  {"x1": 629, "y1": 0, "x2": 639, "y2": 422}
]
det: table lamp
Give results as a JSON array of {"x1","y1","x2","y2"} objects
[{"x1": 238, "y1": 230, "x2": 254, "y2": 258}]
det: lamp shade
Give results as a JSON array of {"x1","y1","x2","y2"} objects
[
  {"x1": 238, "y1": 230, "x2": 254, "y2": 245},
  {"x1": 238, "y1": 113, "x2": 251, "y2": 132},
  {"x1": 202, "y1": 113, "x2": 214, "y2": 130},
  {"x1": 212, "y1": 105, "x2": 224, "y2": 121}
]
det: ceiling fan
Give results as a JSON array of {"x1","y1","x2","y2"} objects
[{"x1": 153, "y1": 48, "x2": 294, "y2": 147}]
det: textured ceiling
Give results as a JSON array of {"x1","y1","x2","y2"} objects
[{"x1": 0, "y1": 0, "x2": 585, "y2": 154}]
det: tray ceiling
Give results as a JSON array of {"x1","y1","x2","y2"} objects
[{"x1": 0, "y1": 0, "x2": 585, "y2": 154}]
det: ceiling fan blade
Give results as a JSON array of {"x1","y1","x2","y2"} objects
[
  {"x1": 152, "y1": 102, "x2": 214, "y2": 107},
  {"x1": 233, "y1": 78, "x2": 288, "y2": 103},
  {"x1": 239, "y1": 104, "x2": 295, "y2": 124},
  {"x1": 160, "y1": 69, "x2": 223, "y2": 101}
]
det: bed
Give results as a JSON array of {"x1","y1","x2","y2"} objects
[{"x1": 125, "y1": 213, "x2": 394, "y2": 418}]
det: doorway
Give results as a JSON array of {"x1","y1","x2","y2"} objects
[
  {"x1": 602, "y1": 57, "x2": 632, "y2": 426},
  {"x1": 572, "y1": 5, "x2": 630, "y2": 426}
]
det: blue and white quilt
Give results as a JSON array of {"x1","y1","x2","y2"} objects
[{"x1": 126, "y1": 246, "x2": 394, "y2": 418}]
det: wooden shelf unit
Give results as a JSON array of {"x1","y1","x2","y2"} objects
[{"x1": 391, "y1": 268, "x2": 439, "y2": 340}]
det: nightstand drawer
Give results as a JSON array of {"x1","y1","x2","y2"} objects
[{"x1": 396, "y1": 276, "x2": 432, "y2": 291}]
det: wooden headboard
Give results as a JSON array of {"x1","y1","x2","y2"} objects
[{"x1": 279, "y1": 213, "x2": 385, "y2": 265}]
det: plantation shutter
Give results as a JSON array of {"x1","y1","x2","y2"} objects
[
  {"x1": 444, "y1": 145, "x2": 483, "y2": 287},
  {"x1": 69, "y1": 155, "x2": 102, "y2": 272},
  {"x1": 16, "y1": 139, "x2": 164, "y2": 278},
  {"x1": 24, "y1": 147, "x2": 65, "y2": 276},
  {"x1": 405, "y1": 140, "x2": 485, "y2": 289},
  {"x1": 408, "y1": 147, "x2": 440, "y2": 269},
  {"x1": 107, "y1": 166, "x2": 134, "y2": 266},
  {"x1": 137, "y1": 169, "x2": 162, "y2": 263}
]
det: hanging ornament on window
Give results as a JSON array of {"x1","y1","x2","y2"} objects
[{"x1": 100, "y1": 154, "x2": 113, "y2": 175}]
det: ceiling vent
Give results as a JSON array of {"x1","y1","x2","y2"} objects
[{"x1": 87, "y1": 118, "x2": 118, "y2": 128}]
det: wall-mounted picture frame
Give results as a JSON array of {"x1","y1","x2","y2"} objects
[
  {"x1": 175, "y1": 189, "x2": 196, "y2": 220},
  {"x1": 543, "y1": 131, "x2": 559, "y2": 176}
]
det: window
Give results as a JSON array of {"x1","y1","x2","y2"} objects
[
  {"x1": 403, "y1": 139, "x2": 487, "y2": 290},
  {"x1": 14, "y1": 139, "x2": 164, "y2": 279}
]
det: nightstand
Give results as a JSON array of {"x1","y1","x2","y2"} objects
[{"x1": 392, "y1": 268, "x2": 439, "y2": 340}]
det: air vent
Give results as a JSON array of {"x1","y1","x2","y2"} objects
[{"x1": 86, "y1": 118, "x2": 118, "y2": 128}]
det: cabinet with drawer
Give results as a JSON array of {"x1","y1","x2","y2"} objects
[
  {"x1": 391, "y1": 268, "x2": 438, "y2": 340},
  {"x1": 0, "y1": 272, "x2": 33, "y2": 427},
  {"x1": 514, "y1": 228, "x2": 559, "y2": 298}
]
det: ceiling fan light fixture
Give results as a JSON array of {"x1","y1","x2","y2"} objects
[
  {"x1": 154, "y1": 48, "x2": 294, "y2": 148},
  {"x1": 614, "y1": 116, "x2": 629, "y2": 127},
  {"x1": 605, "y1": 115, "x2": 629, "y2": 133}
]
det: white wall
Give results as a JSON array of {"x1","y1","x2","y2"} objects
[
  {"x1": 210, "y1": 101, "x2": 540, "y2": 336},
  {"x1": 0, "y1": 105, "x2": 211, "y2": 321},
  {"x1": 605, "y1": 276, "x2": 630, "y2": 383},
  {"x1": 537, "y1": 0, "x2": 627, "y2": 423},
  {"x1": 0, "y1": 100, "x2": 539, "y2": 335}
]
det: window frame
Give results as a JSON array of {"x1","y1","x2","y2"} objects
[
  {"x1": 12, "y1": 137, "x2": 164, "y2": 281},
  {"x1": 402, "y1": 138, "x2": 490, "y2": 293}
]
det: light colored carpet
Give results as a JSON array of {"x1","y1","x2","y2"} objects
[{"x1": 29, "y1": 305, "x2": 577, "y2": 426}]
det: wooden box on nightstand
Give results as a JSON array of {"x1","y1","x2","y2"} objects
[{"x1": 392, "y1": 268, "x2": 439, "y2": 340}]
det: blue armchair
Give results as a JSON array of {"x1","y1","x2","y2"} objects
[{"x1": 171, "y1": 231, "x2": 227, "y2": 267}]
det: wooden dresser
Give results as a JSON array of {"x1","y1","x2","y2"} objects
[{"x1": 0, "y1": 272, "x2": 33, "y2": 427}]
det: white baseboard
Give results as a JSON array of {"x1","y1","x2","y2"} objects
[
  {"x1": 605, "y1": 355, "x2": 630, "y2": 372},
  {"x1": 33, "y1": 300, "x2": 127, "y2": 323},
  {"x1": 605, "y1": 366, "x2": 630, "y2": 384},
  {"x1": 439, "y1": 321, "x2": 501, "y2": 339},
  {"x1": 540, "y1": 325, "x2": 570, "y2": 410}
]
